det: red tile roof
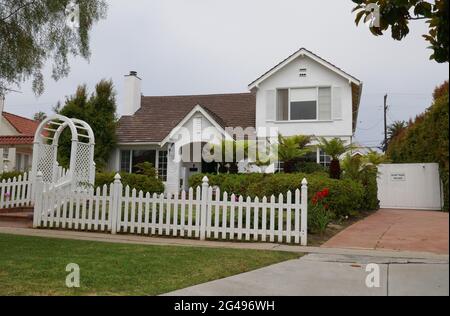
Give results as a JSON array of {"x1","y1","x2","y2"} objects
[
  {"x1": 0, "y1": 135, "x2": 34, "y2": 145},
  {"x1": 117, "y1": 93, "x2": 256, "y2": 143},
  {"x1": 1, "y1": 112, "x2": 40, "y2": 145},
  {"x1": 3, "y1": 112, "x2": 40, "y2": 136}
]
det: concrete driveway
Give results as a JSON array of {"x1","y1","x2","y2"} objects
[
  {"x1": 165, "y1": 253, "x2": 449, "y2": 296},
  {"x1": 323, "y1": 209, "x2": 449, "y2": 254}
]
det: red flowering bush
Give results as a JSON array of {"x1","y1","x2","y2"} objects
[{"x1": 309, "y1": 187, "x2": 333, "y2": 234}]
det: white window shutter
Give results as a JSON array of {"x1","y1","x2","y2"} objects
[
  {"x1": 265, "y1": 90, "x2": 276, "y2": 121},
  {"x1": 193, "y1": 117, "x2": 202, "y2": 142},
  {"x1": 332, "y1": 87, "x2": 342, "y2": 120}
]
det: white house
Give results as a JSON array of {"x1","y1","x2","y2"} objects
[
  {"x1": 109, "y1": 48, "x2": 363, "y2": 193},
  {"x1": 0, "y1": 95, "x2": 40, "y2": 172}
]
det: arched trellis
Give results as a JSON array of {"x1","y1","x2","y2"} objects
[{"x1": 31, "y1": 114, "x2": 95, "y2": 191}]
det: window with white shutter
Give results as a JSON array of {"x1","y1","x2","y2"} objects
[
  {"x1": 318, "y1": 87, "x2": 332, "y2": 120},
  {"x1": 265, "y1": 90, "x2": 276, "y2": 121},
  {"x1": 332, "y1": 87, "x2": 342, "y2": 120}
]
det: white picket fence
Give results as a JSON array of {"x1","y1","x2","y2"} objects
[
  {"x1": 0, "y1": 172, "x2": 33, "y2": 209},
  {"x1": 33, "y1": 174, "x2": 309, "y2": 245}
]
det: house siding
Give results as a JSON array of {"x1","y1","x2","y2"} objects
[{"x1": 255, "y1": 55, "x2": 353, "y2": 138}]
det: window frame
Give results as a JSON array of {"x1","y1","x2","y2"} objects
[
  {"x1": 317, "y1": 148, "x2": 332, "y2": 167},
  {"x1": 120, "y1": 148, "x2": 168, "y2": 182},
  {"x1": 157, "y1": 150, "x2": 168, "y2": 182},
  {"x1": 276, "y1": 86, "x2": 333, "y2": 122}
]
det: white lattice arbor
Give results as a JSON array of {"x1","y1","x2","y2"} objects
[{"x1": 31, "y1": 115, "x2": 95, "y2": 191}]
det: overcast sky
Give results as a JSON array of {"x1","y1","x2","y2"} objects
[{"x1": 4, "y1": 0, "x2": 449, "y2": 148}]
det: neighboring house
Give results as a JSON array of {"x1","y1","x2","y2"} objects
[
  {"x1": 110, "y1": 48, "x2": 363, "y2": 193},
  {"x1": 348, "y1": 142, "x2": 374, "y2": 158},
  {"x1": 0, "y1": 95, "x2": 40, "y2": 172}
]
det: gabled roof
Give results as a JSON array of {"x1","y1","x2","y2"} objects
[
  {"x1": 2, "y1": 112, "x2": 40, "y2": 136},
  {"x1": 248, "y1": 48, "x2": 363, "y2": 132},
  {"x1": 117, "y1": 93, "x2": 256, "y2": 144},
  {"x1": 248, "y1": 47, "x2": 362, "y2": 89}
]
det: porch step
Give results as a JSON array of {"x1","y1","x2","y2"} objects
[
  {"x1": 0, "y1": 207, "x2": 33, "y2": 214},
  {"x1": 0, "y1": 212, "x2": 33, "y2": 222}
]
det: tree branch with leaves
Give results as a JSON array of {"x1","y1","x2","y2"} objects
[
  {"x1": 352, "y1": 0, "x2": 448, "y2": 63},
  {"x1": 0, "y1": 0, "x2": 107, "y2": 95}
]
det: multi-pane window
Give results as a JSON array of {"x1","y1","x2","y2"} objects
[
  {"x1": 275, "y1": 161, "x2": 284, "y2": 173},
  {"x1": 131, "y1": 150, "x2": 156, "y2": 173},
  {"x1": 15, "y1": 153, "x2": 22, "y2": 171},
  {"x1": 2, "y1": 148, "x2": 9, "y2": 159},
  {"x1": 319, "y1": 149, "x2": 331, "y2": 167},
  {"x1": 120, "y1": 150, "x2": 131, "y2": 172},
  {"x1": 120, "y1": 149, "x2": 168, "y2": 182},
  {"x1": 24, "y1": 154, "x2": 29, "y2": 171},
  {"x1": 158, "y1": 151, "x2": 168, "y2": 181},
  {"x1": 276, "y1": 87, "x2": 332, "y2": 121}
]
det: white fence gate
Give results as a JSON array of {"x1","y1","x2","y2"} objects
[
  {"x1": 33, "y1": 174, "x2": 309, "y2": 245},
  {"x1": 377, "y1": 163, "x2": 443, "y2": 210}
]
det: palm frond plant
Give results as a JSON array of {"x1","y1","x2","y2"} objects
[
  {"x1": 277, "y1": 134, "x2": 312, "y2": 173},
  {"x1": 382, "y1": 120, "x2": 408, "y2": 150},
  {"x1": 317, "y1": 137, "x2": 353, "y2": 179},
  {"x1": 343, "y1": 151, "x2": 389, "y2": 179},
  {"x1": 363, "y1": 150, "x2": 390, "y2": 167}
]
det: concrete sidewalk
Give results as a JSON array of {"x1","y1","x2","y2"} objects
[
  {"x1": 164, "y1": 253, "x2": 449, "y2": 296},
  {"x1": 1, "y1": 226, "x2": 448, "y2": 262}
]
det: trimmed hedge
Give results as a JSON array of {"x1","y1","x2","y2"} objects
[
  {"x1": 189, "y1": 172, "x2": 366, "y2": 218},
  {"x1": 95, "y1": 172, "x2": 165, "y2": 194},
  {"x1": 0, "y1": 171, "x2": 25, "y2": 181}
]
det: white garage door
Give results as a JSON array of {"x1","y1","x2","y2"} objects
[{"x1": 377, "y1": 163, "x2": 443, "y2": 210}]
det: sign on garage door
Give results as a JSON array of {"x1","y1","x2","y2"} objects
[{"x1": 377, "y1": 163, "x2": 443, "y2": 210}]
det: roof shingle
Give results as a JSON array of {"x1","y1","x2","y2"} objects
[{"x1": 117, "y1": 93, "x2": 256, "y2": 143}]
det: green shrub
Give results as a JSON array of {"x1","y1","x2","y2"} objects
[
  {"x1": 189, "y1": 172, "x2": 364, "y2": 218},
  {"x1": 294, "y1": 161, "x2": 328, "y2": 174},
  {"x1": 95, "y1": 172, "x2": 164, "y2": 194},
  {"x1": 0, "y1": 171, "x2": 25, "y2": 182},
  {"x1": 359, "y1": 168, "x2": 379, "y2": 210}
]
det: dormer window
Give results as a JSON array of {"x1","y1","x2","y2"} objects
[{"x1": 276, "y1": 87, "x2": 332, "y2": 121}]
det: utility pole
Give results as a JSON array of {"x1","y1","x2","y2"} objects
[{"x1": 383, "y1": 94, "x2": 388, "y2": 152}]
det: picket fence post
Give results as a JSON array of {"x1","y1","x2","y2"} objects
[
  {"x1": 111, "y1": 173, "x2": 122, "y2": 234},
  {"x1": 200, "y1": 176, "x2": 209, "y2": 241},
  {"x1": 300, "y1": 178, "x2": 308, "y2": 246},
  {"x1": 32, "y1": 171, "x2": 44, "y2": 228}
]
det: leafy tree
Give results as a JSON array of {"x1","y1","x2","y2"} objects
[
  {"x1": 318, "y1": 137, "x2": 353, "y2": 179},
  {"x1": 33, "y1": 111, "x2": 47, "y2": 122},
  {"x1": 277, "y1": 134, "x2": 312, "y2": 173},
  {"x1": 55, "y1": 79, "x2": 117, "y2": 170},
  {"x1": 352, "y1": 0, "x2": 449, "y2": 62},
  {"x1": 0, "y1": 0, "x2": 107, "y2": 95},
  {"x1": 387, "y1": 81, "x2": 449, "y2": 210},
  {"x1": 382, "y1": 120, "x2": 408, "y2": 150}
]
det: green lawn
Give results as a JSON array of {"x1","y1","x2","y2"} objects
[{"x1": 0, "y1": 233, "x2": 300, "y2": 296}]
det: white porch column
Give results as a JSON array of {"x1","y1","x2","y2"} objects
[
  {"x1": 0, "y1": 148, "x2": 4, "y2": 172},
  {"x1": 165, "y1": 143, "x2": 180, "y2": 194}
]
